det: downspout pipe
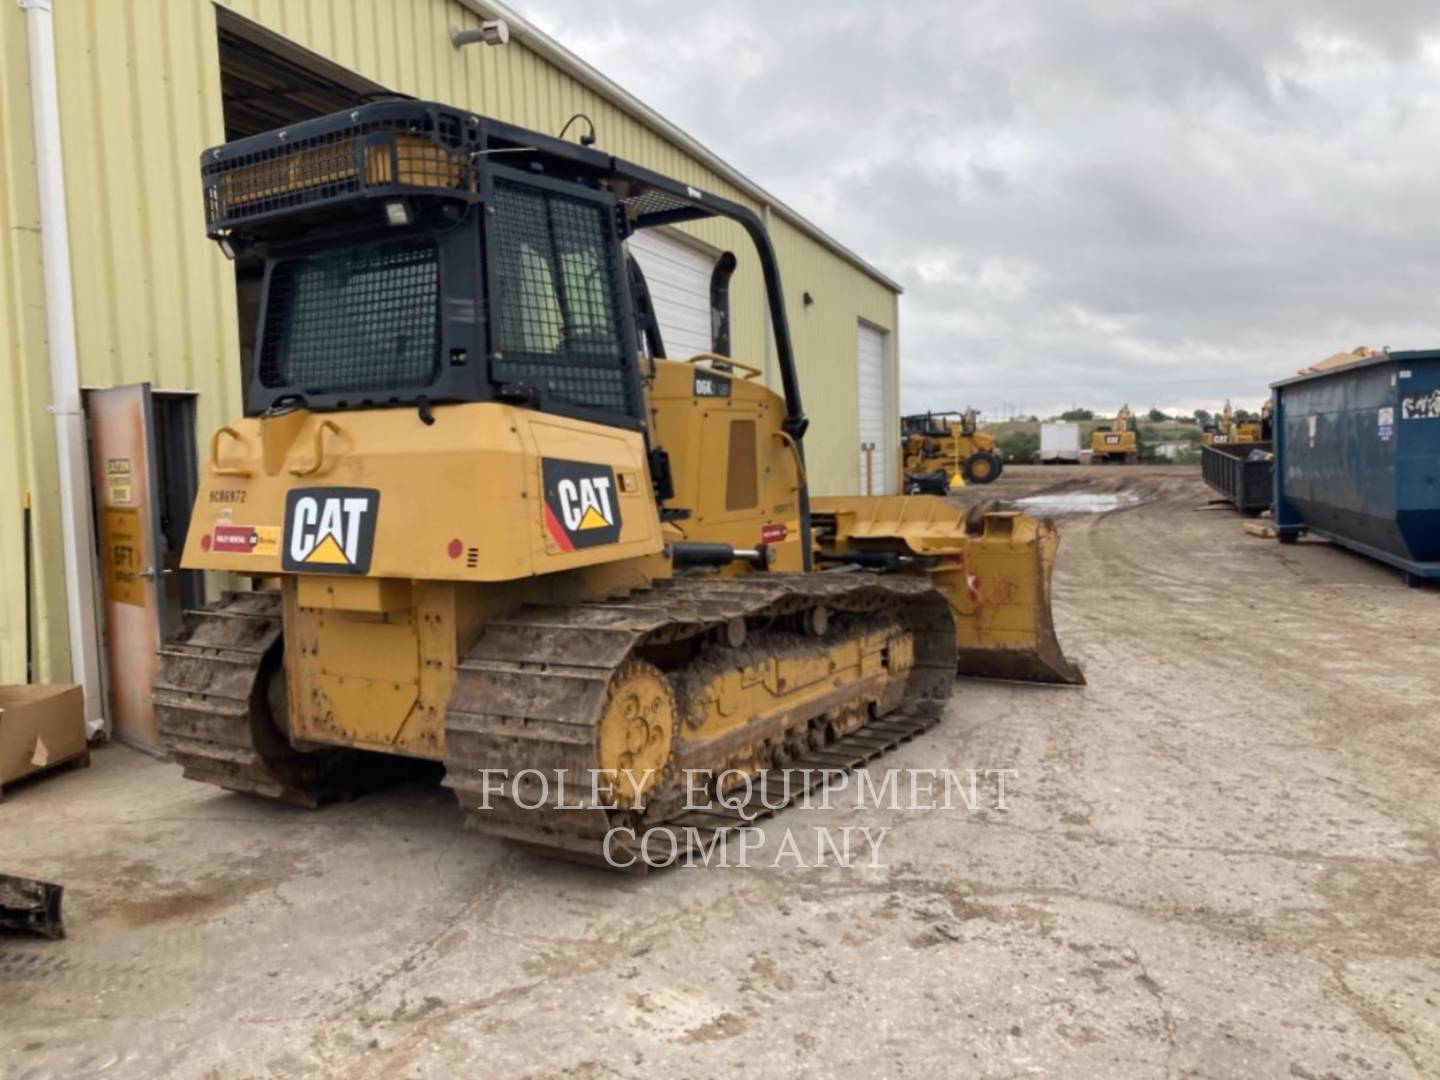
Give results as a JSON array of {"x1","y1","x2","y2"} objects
[{"x1": 17, "y1": 0, "x2": 105, "y2": 737}]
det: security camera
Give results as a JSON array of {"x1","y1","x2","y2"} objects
[{"x1": 450, "y1": 19, "x2": 510, "y2": 49}]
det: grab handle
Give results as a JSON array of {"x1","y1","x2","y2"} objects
[
  {"x1": 773, "y1": 430, "x2": 807, "y2": 491},
  {"x1": 209, "y1": 426, "x2": 251, "y2": 478},
  {"x1": 686, "y1": 353, "x2": 764, "y2": 380},
  {"x1": 289, "y1": 419, "x2": 342, "y2": 477}
]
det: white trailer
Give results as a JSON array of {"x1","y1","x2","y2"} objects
[{"x1": 1041, "y1": 422, "x2": 1082, "y2": 464}]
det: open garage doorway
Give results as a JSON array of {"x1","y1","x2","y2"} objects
[{"x1": 215, "y1": 11, "x2": 390, "y2": 384}]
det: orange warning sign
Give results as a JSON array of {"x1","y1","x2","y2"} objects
[{"x1": 102, "y1": 506, "x2": 145, "y2": 607}]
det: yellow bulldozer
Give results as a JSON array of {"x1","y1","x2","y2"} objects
[
  {"x1": 153, "y1": 101, "x2": 1081, "y2": 868},
  {"x1": 901, "y1": 408, "x2": 1002, "y2": 493},
  {"x1": 1091, "y1": 404, "x2": 1139, "y2": 464}
]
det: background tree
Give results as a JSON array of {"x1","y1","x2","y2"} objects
[{"x1": 996, "y1": 430, "x2": 1039, "y2": 463}]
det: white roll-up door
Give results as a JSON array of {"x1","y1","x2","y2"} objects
[
  {"x1": 857, "y1": 321, "x2": 894, "y2": 494},
  {"x1": 627, "y1": 228, "x2": 716, "y2": 360}
]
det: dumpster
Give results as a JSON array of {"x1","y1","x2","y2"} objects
[
  {"x1": 1272, "y1": 349, "x2": 1440, "y2": 585},
  {"x1": 1201, "y1": 441, "x2": 1272, "y2": 513}
]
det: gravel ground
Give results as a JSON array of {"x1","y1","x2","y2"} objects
[{"x1": 3, "y1": 465, "x2": 1437, "y2": 1078}]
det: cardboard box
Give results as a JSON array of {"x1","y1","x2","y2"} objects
[{"x1": 0, "y1": 684, "x2": 88, "y2": 798}]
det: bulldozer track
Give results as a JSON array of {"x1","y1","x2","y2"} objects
[
  {"x1": 153, "y1": 591, "x2": 368, "y2": 806},
  {"x1": 153, "y1": 574, "x2": 959, "y2": 868},
  {"x1": 442, "y1": 573, "x2": 957, "y2": 868}
]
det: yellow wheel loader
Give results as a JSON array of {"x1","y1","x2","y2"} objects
[
  {"x1": 901, "y1": 408, "x2": 1001, "y2": 492},
  {"x1": 154, "y1": 101, "x2": 1081, "y2": 867},
  {"x1": 1091, "y1": 404, "x2": 1139, "y2": 464}
]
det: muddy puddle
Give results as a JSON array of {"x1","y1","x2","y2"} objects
[{"x1": 1002, "y1": 490, "x2": 1155, "y2": 516}]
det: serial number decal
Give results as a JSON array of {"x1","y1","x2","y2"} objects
[{"x1": 210, "y1": 489, "x2": 247, "y2": 504}]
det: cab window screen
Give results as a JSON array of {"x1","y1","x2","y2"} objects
[
  {"x1": 260, "y1": 238, "x2": 440, "y2": 393},
  {"x1": 489, "y1": 179, "x2": 633, "y2": 414}
]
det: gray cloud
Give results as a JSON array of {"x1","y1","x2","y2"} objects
[{"x1": 521, "y1": 0, "x2": 1440, "y2": 417}]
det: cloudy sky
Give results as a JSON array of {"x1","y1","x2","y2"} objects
[{"x1": 521, "y1": 0, "x2": 1440, "y2": 419}]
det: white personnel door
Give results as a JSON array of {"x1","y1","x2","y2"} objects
[
  {"x1": 857, "y1": 321, "x2": 894, "y2": 494},
  {"x1": 627, "y1": 227, "x2": 716, "y2": 360}
]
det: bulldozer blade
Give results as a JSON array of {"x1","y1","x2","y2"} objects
[
  {"x1": 944, "y1": 510, "x2": 1084, "y2": 685},
  {"x1": 912, "y1": 511, "x2": 1082, "y2": 686},
  {"x1": 809, "y1": 495, "x2": 1085, "y2": 686},
  {"x1": 0, "y1": 872, "x2": 64, "y2": 940}
]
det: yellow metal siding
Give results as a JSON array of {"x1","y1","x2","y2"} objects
[
  {"x1": 56, "y1": 0, "x2": 239, "y2": 432},
  {"x1": 0, "y1": 3, "x2": 69, "y2": 685},
  {"x1": 769, "y1": 213, "x2": 902, "y2": 493},
  {"x1": 0, "y1": 0, "x2": 897, "y2": 685}
]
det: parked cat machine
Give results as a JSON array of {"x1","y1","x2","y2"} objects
[
  {"x1": 901, "y1": 408, "x2": 1002, "y2": 492},
  {"x1": 153, "y1": 101, "x2": 1081, "y2": 867},
  {"x1": 1092, "y1": 404, "x2": 1139, "y2": 463},
  {"x1": 1203, "y1": 399, "x2": 1268, "y2": 446}
]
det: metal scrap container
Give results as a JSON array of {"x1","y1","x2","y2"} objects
[
  {"x1": 1272, "y1": 349, "x2": 1440, "y2": 584},
  {"x1": 1201, "y1": 441, "x2": 1273, "y2": 513}
]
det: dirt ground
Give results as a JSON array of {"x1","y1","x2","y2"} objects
[{"x1": 3, "y1": 465, "x2": 1438, "y2": 1078}]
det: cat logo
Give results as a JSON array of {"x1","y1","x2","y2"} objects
[
  {"x1": 541, "y1": 458, "x2": 623, "y2": 551},
  {"x1": 281, "y1": 487, "x2": 380, "y2": 575}
]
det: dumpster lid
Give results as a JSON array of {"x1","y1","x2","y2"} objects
[{"x1": 1268, "y1": 348, "x2": 1440, "y2": 390}]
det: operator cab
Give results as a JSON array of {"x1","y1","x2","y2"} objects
[
  {"x1": 203, "y1": 101, "x2": 803, "y2": 437},
  {"x1": 902, "y1": 412, "x2": 958, "y2": 438},
  {"x1": 901, "y1": 410, "x2": 977, "y2": 438},
  {"x1": 200, "y1": 99, "x2": 813, "y2": 558}
]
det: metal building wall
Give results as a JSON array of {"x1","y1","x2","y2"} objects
[
  {"x1": 54, "y1": 1, "x2": 240, "y2": 439},
  {"x1": 768, "y1": 212, "x2": 902, "y2": 491},
  {"x1": 0, "y1": 3, "x2": 69, "y2": 686},
  {"x1": 0, "y1": 0, "x2": 899, "y2": 686}
]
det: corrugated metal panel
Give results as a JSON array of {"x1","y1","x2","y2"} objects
[
  {"x1": 54, "y1": 0, "x2": 238, "y2": 433},
  {"x1": 627, "y1": 228, "x2": 716, "y2": 361},
  {"x1": 1, "y1": 0, "x2": 899, "y2": 684},
  {"x1": 857, "y1": 322, "x2": 893, "y2": 494},
  {"x1": 0, "y1": 3, "x2": 69, "y2": 686},
  {"x1": 769, "y1": 212, "x2": 901, "y2": 493}
]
